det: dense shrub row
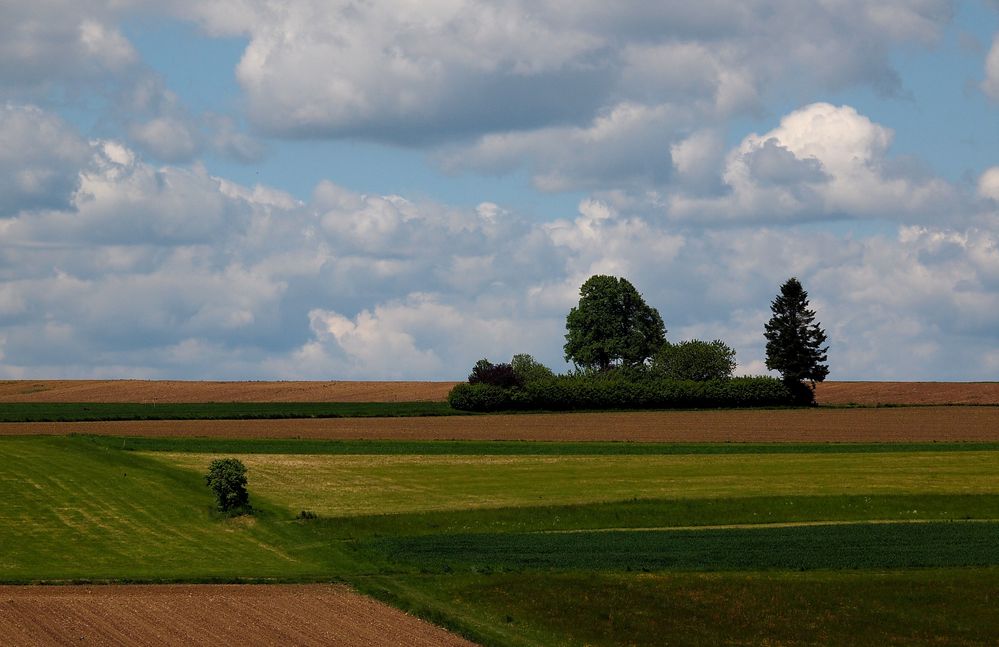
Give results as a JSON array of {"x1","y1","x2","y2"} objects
[{"x1": 448, "y1": 375, "x2": 799, "y2": 412}]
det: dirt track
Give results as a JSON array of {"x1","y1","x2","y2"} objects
[
  {"x1": 2, "y1": 379, "x2": 998, "y2": 405},
  {"x1": 5, "y1": 407, "x2": 998, "y2": 443},
  {"x1": 0, "y1": 584, "x2": 474, "y2": 647}
]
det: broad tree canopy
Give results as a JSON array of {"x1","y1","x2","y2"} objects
[{"x1": 564, "y1": 274, "x2": 665, "y2": 371}]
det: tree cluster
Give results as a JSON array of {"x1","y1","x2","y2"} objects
[{"x1": 456, "y1": 273, "x2": 828, "y2": 410}]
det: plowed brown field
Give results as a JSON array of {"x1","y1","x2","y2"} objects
[
  {"x1": 814, "y1": 381, "x2": 999, "y2": 405},
  {"x1": 0, "y1": 380, "x2": 457, "y2": 403},
  {"x1": 2, "y1": 379, "x2": 998, "y2": 405},
  {"x1": 5, "y1": 407, "x2": 998, "y2": 442},
  {"x1": 0, "y1": 584, "x2": 474, "y2": 647}
]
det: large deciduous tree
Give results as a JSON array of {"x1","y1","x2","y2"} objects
[
  {"x1": 564, "y1": 275, "x2": 666, "y2": 371},
  {"x1": 764, "y1": 277, "x2": 829, "y2": 399}
]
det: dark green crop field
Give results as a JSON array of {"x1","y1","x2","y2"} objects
[
  {"x1": 373, "y1": 521, "x2": 999, "y2": 571},
  {"x1": 3, "y1": 433, "x2": 999, "y2": 645},
  {"x1": 81, "y1": 434, "x2": 999, "y2": 455},
  {"x1": 0, "y1": 401, "x2": 457, "y2": 422}
]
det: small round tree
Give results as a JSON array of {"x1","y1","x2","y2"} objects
[
  {"x1": 764, "y1": 277, "x2": 829, "y2": 402},
  {"x1": 204, "y1": 458, "x2": 251, "y2": 514},
  {"x1": 510, "y1": 353, "x2": 555, "y2": 384},
  {"x1": 564, "y1": 275, "x2": 666, "y2": 371},
  {"x1": 652, "y1": 339, "x2": 737, "y2": 381}
]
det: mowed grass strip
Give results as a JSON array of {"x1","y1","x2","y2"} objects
[
  {"x1": 149, "y1": 450, "x2": 999, "y2": 517},
  {"x1": 371, "y1": 522, "x2": 999, "y2": 571},
  {"x1": 399, "y1": 570, "x2": 999, "y2": 647},
  {"x1": 80, "y1": 434, "x2": 999, "y2": 455},
  {"x1": 0, "y1": 401, "x2": 457, "y2": 422},
  {"x1": 0, "y1": 437, "x2": 360, "y2": 581}
]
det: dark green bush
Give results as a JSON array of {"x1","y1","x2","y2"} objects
[
  {"x1": 447, "y1": 375, "x2": 796, "y2": 412},
  {"x1": 468, "y1": 359, "x2": 523, "y2": 388},
  {"x1": 448, "y1": 383, "x2": 513, "y2": 411},
  {"x1": 204, "y1": 457, "x2": 251, "y2": 514}
]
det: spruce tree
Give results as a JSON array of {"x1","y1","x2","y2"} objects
[{"x1": 764, "y1": 277, "x2": 829, "y2": 399}]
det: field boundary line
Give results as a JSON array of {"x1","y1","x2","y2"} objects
[{"x1": 536, "y1": 518, "x2": 999, "y2": 534}]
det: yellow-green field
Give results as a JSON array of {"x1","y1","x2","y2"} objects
[{"x1": 150, "y1": 450, "x2": 999, "y2": 516}]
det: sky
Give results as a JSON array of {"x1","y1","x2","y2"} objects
[{"x1": 2, "y1": 1, "x2": 999, "y2": 381}]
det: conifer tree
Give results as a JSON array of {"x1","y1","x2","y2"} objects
[{"x1": 764, "y1": 277, "x2": 829, "y2": 399}]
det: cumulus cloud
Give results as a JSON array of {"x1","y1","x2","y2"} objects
[
  {"x1": 667, "y1": 103, "x2": 956, "y2": 224},
  {"x1": 406, "y1": 1, "x2": 951, "y2": 190},
  {"x1": 978, "y1": 166, "x2": 999, "y2": 201},
  {"x1": 296, "y1": 295, "x2": 536, "y2": 379},
  {"x1": 0, "y1": 2, "x2": 138, "y2": 95},
  {"x1": 982, "y1": 33, "x2": 999, "y2": 102},
  {"x1": 0, "y1": 104, "x2": 92, "y2": 216},
  {"x1": 128, "y1": 116, "x2": 200, "y2": 163},
  {"x1": 170, "y1": 0, "x2": 951, "y2": 148},
  {"x1": 440, "y1": 103, "x2": 682, "y2": 192},
  {"x1": 0, "y1": 2, "x2": 958, "y2": 198},
  {"x1": 0, "y1": 4, "x2": 261, "y2": 166},
  {"x1": 2, "y1": 103, "x2": 998, "y2": 380}
]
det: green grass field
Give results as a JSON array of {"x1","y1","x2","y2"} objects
[{"x1": 3, "y1": 434, "x2": 999, "y2": 645}]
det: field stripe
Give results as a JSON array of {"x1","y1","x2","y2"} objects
[
  {"x1": 38, "y1": 434, "x2": 999, "y2": 455},
  {"x1": 538, "y1": 517, "x2": 999, "y2": 533},
  {"x1": 371, "y1": 521, "x2": 999, "y2": 572},
  {"x1": 4, "y1": 406, "x2": 999, "y2": 442}
]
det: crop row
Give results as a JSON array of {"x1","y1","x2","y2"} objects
[{"x1": 372, "y1": 521, "x2": 999, "y2": 572}]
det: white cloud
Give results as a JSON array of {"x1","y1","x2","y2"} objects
[
  {"x1": 78, "y1": 18, "x2": 138, "y2": 70},
  {"x1": 419, "y1": 1, "x2": 952, "y2": 192},
  {"x1": 2, "y1": 104, "x2": 999, "y2": 380},
  {"x1": 668, "y1": 103, "x2": 956, "y2": 224},
  {"x1": 166, "y1": 0, "x2": 952, "y2": 148},
  {"x1": 978, "y1": 166, "x2": 999, "y2": 202},
  {"x1": 207, "y1": 115, "x2": 265, "y2": 163},
  {"x1": 0, "y1": 104, "x2": 91, "y2": 216},
  {"x1": 670, "y1": 129, "x2": 726, "y2": 193},
  {"x1": 440, "y1": 102, "x2": 682, "y2": 192},
  {"x1": 0, "y1": 3, "x2": 138, "y2": 95},
  {"x1": 128, "y1": 117, "x2": 200, "y2": 163},
  {"x1": 0, "y1": 1, "x2": 959, "y2": 203},
  {"x1": 982, "y1": 33, "x2": 999, "y2": 102}
]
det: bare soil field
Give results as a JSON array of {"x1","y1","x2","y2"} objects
[
  {"x1": 0, "y1": 380, "x2": 457, "y2": 403},
  {"x1": 814, "y1": 381, "x2": 999, "y2": 406},
  {"x1": 2, "y1": 379, "x2": 998, "y2": 405},
  {"x1": 5, "y1": 407, "x2": 997, "y2": 443},
  {"x1": 0, "y1": 584, "x2": 474, "y2": 647}
]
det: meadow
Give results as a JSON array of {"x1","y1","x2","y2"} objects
[{"x1": 2, "y1": 431, "x2": 999, "y2": 645}]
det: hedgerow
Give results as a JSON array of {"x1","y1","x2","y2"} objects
[{"x1": 447, "y1": 375, "x2": 797, "y2": 412}]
